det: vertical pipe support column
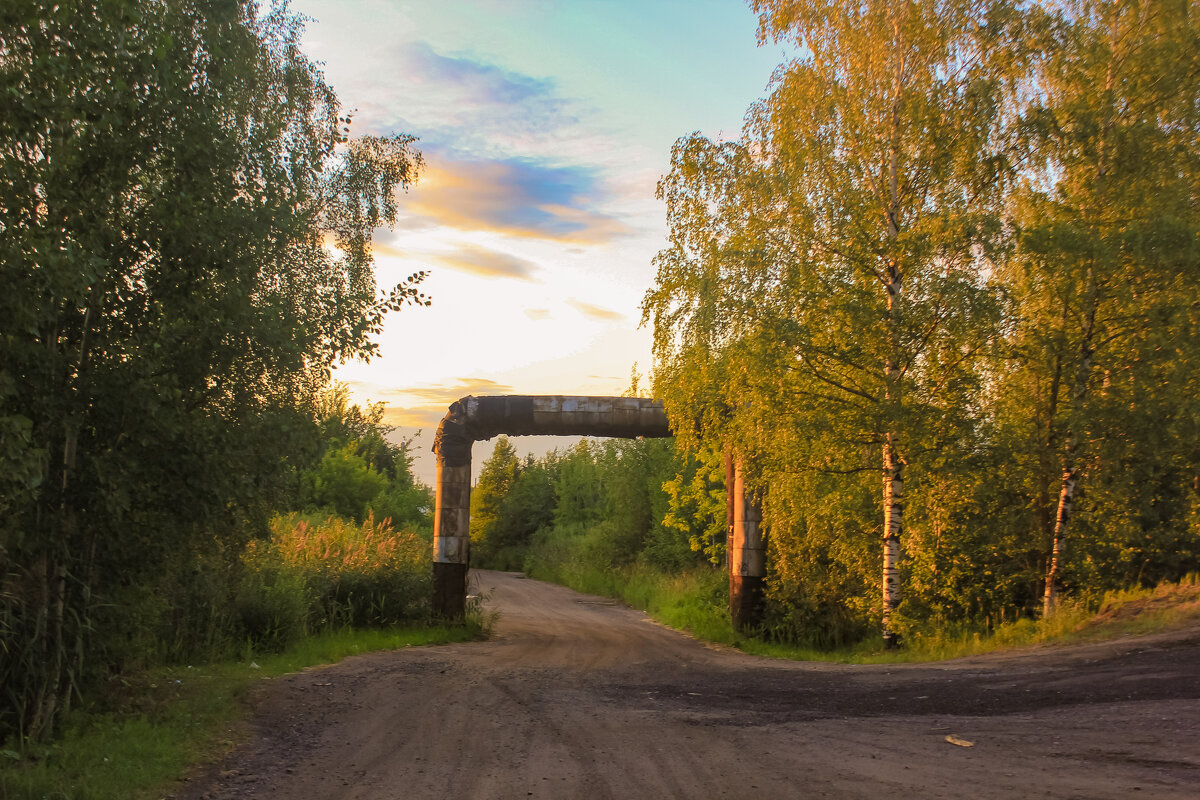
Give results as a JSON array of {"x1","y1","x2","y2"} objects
[
  {"x1": 729, "y1": 460, "x2": 765, "y2": 632},
  {"x1": 432, "y1": 400, "x2": 472, "y2": 618},
  {"x1": 432, "y1": 456, "x2": 471, "y2": 618}
]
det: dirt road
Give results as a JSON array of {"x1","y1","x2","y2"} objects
[{"x1": 179, "y1": 570, "x2": 1200, "y2": 799}]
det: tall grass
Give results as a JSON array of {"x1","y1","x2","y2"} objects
[{"x1": 236, "y1": 513, "x2": 432, "y2": 651}]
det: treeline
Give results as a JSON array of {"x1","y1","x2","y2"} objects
[
  {"x1": 0, "y1": 1, "x2": 433, "y2": 743},
  {"x1": 640, "y1": 0, "x2": 1200, "y2": 645},
  {"x1": 469, "y1": 435, "x2": 723, "y2": 587}
]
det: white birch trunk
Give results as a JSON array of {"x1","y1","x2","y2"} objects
[
  {"x1": 881, "y1": 257, "x2": 904, "y2": 648},
  {"x1": 1043, "y1": 463, "x2": 1076, "y2": 616},
  {"x1": 1044, "y1": 271, "x2": 1098, "y2": 617},
  {"x1": 882, "y1": 433, "x2": 904, "y2": 648},
  {"x1": 879, "y1": 9, "x2": 906, "y2": 649}
]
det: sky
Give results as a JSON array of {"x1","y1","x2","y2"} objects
[{"x1": 292, "y1": 0, "x2": 789, "y2": 484}]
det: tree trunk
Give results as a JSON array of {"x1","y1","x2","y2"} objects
[
  {"x1": 1043, "y1": 273, "x2": 1098, "y2": 617},
  {"x1": 1043, "y1": 461, "x2": 1076, "y2": 616},
  {"x1": 24, "y1": 552, "x2": 67, "y2": 743},
  {"x1": 879, "y1": 11, "x2": 906, "y2": 649},
  {"x1": 881, "y1": 253, "x2": 904, "y2": 648},
  {"x1": 882, "y1": 433, "x2": 904, "y2": 648}
]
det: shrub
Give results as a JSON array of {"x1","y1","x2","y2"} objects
[
  {"x1": 236, "y1": 548, "x2": 311, "y2": 653},
  {"x1": 238, "y1": 513, "x2": 431, "y2": 646},
  {"x1": 299, "y1": 444, "x2": 389, "y2": 521}
]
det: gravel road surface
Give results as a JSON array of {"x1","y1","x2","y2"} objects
[{"x1": 178, "y1": 569, "x2": 1200, "y2": 799}]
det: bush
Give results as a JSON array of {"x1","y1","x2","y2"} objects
[
  {"x1": 235, "y1": 551, "x2": 311, "y2": 653},
  {"x1": 369, "y1": 481, "x2": 432, "y2": 530},
  {"x1": 298, "y1": 444, "x2": 390, "y2": 521},
  {"x1": 239, "y1": 513, "x2": 431, "y2": 644}
]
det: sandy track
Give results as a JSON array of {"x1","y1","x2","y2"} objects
[{"x1": 177, "y1": 570, "x2": 1200, "y2": 799}]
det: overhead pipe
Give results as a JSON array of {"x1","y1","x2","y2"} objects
[
  {"x1": 431, "y1": 395, "x2": 767, "y2": 631},
  {"x1": 431, "y1": 396, "x2": 671, "y2": 617}
]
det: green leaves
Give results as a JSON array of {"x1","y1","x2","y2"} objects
[
  {"x1": 0, "y1": 0, "x2": 427, "y2": 742},
  {"x1": 470, "y1": 436, "x2": 523, "y2": 553},
  {"x1": 645, "y1": 0, "x2": 1200, "y2": 641},
  {"x1": 469, "y1": 437, "x2": 707, "y2": 576},
  {"x1": 1001, "y1": 0, "x2": 1200, "y2": 609}
]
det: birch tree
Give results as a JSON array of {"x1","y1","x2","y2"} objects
[
  {"x1": 1004, "y1": 0, "x2": 1200, "y2": 614},
  {"x1": 647, "y1": 0, "x2": 1021, "y2": 646},
  {"x1": 469, "y1": 437, "x2": 522, "y2": 561}
]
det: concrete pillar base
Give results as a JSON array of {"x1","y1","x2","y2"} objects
[
  {"x1": 730, "y1": 574, "x2": 765, "y2": 633},
  {"x1": 432, "y1": 562, "x2": 469, "y2": 619}
]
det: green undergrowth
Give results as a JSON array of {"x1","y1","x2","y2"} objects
[
  {"x1": 525, "y1": 559, "x2": 743, "y2": 647},
  {"x1": 528, "y1": 561, "x2": 1200, "y2": 665},
  {"x1": 0, "y1": 622, "x2": 484, "y2": 800},
  {"x1": 850, "y1": 572, "x2": 1200, "y2": 663}
]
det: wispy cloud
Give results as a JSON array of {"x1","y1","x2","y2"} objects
[
  {"x1": 524, "y1": 308, "x2": 551, "y2": 320},
  {"x1": 432, "y1": 244, "x2": 539, "y2": 280},
  {"x1": 382, "y1": 407, "x2": 444, "y2": 429},
  {"x1": 363, "y1": 42, "x2": 581, "y2": 158},
  {"x1": 399, "y1": 155, "x2": 633, "y2": 243},
  {"x1": 405, "y1": 42, "x2": 563, "y2": 113},
  {"x1": 325, "y1": 40, "x2": 638, "y2": 244},
  {"x1": 396, "y1": 378, "x2": 514, "y2": 404},
  {"x1": 568, "y1": 298, "x2": 625, "y2": 322}
]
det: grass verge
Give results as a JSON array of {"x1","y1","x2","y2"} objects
[
  {"x1": 525, "y1": 561, "x2": 743, "y2": 646},
  {"x1": 0, "y1": 623, "x2": 483, "y2": 800},
  {"x1": 529, "y1": 562, "x2": 1200, "y2": 665},
  {"x1": 832, "y1": 572, "x2": 1200, "y2": 664}
]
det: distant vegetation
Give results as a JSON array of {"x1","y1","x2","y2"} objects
[{"x1": 471, "y1": 435, "x2": 718, "y2": 576}]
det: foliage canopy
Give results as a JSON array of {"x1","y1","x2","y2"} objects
[
  {"x1": 643, "y1": 0, "x2": 1200, "y2": 645},
  {"x1": 0, "y1": 0, "x2": 427, "y2": 742}
]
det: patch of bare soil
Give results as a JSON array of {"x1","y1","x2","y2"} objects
[{"x1": 175, "y1": 570, "x2": 1200, "y2": 799}]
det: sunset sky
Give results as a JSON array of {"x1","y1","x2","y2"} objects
[{"x1": 293, "y1": 0, "x2": 789, "y2": 483}]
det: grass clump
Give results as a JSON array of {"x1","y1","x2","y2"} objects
[{"x1": 236, "y1": 512, "x2": 432, "y2": 651}]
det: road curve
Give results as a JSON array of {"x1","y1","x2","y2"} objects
[{"x1": 179, "y1": 570, "x2": 1200, "y2": 799}]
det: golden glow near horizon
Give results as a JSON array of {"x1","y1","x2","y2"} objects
[{"x1": 295, "y1": 0, "x2": 790, "y2": 482}]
